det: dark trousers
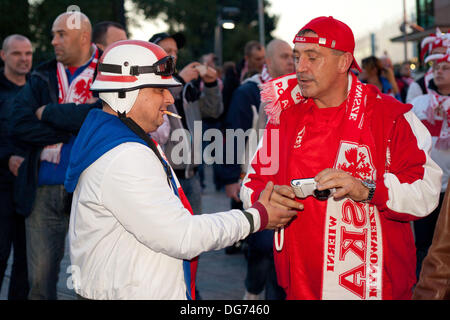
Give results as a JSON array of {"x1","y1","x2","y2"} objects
[
  {"x1": 235, "y1": 199, "x2": 286, "y2": 300},
  {"x1": 26, "y1": 185, "x2": 70, "y2": 300},
  {"x1": 245, "y1": 230, "x2": 286, "y2": 300},
  {"x1": 0, "y1": 188, "x2": 29, "y2": 300},
  {"x1": 414, "y1": 192, "x2": 446, "y2": 279}
]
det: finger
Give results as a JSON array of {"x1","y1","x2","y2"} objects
[
  {"x1": 315, "y1": 168, "x2": 333, "y2": 180},
  {"x1": 316, "y1": 176, "x2": 339, "y2": 191},
  {"x1": 274, "y1": 185, "x2": 295, "y2": 199},
  {"x1": 271, "y1": 192, "x2": 303, "y2": 210},
  {"x1": 270, "y1": 200, "x2": 291, "y2": 210},
  {"x1": 332, "y1": 185, "x2": 350, "y2": 199},
  {"x1": 259, "y1": 181, "x2": 274, "y2": 203},
  {"x1": 316, "y1": 171, "x2": 348, "y2": 190}
]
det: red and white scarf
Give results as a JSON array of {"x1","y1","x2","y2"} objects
[
  {"x1": 323, "y1": 73, "x2": 382, "y2": 300},
  {"x1": 260, "y1": 64, "x2": 272, "y2": 84},
  {"x1": 424, "y1": 51, "x2": 450, "y2": 150},
  {"x1": 260, "y1": 72, "x2": 303, "y2": 125},
  {"x1": 426, "y1": 89, "x2": 450, "y2": 150},
  {"x1": 40, "y1": 45, "x2": 99, "y2": 164}
]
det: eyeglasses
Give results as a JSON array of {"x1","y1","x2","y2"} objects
[{"x1": 98, "y1": 55, "x2": 176, "y2": 77}]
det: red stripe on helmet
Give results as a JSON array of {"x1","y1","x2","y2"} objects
[
  {"x1": 99, "y1": 40, "x2": 168, "y2": 63},
  {"x1": 95, "y1": 74, "x2": 138, "y2": 82}
]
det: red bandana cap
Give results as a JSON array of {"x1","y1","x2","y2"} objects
[{"x1": 293, "y1": 16, "x2": 361, "y2": 72}]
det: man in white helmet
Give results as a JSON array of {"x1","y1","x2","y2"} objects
[{"x1": 64, "y1": 40, "x2": 300, "y2": 300}]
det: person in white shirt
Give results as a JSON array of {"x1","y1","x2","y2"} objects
[
  {"x1": 411, "y1": 47, "x2": 450, "y2": 279},
  {"x1": 64, "y1": 40, "x2": 300, "y2": 300}
]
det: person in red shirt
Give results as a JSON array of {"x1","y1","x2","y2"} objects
[{"x1": 240, "y1": 16, "x2": 443, "y2": 300}]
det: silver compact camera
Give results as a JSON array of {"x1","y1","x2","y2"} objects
[{"x1": 291, "y1": 178, "x2": 335, "y2": 200}]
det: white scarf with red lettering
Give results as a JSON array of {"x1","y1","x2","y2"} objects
[
  {"x1": 268, "y1": 73, "x2": 383, "y2": 299},
  {"x1": 322, "y1": 73, "x2": 382, "y2": 300},
  {"x1": 40, "y1": 45, "x2": 99, "y2": 164}
]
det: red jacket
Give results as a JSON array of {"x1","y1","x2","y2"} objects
[{"x1": 241, "y1": 83, "x2": 442, "y2": 300}]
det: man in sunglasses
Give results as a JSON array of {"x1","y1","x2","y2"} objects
[{"x1": 64, "y1": 40, "x2": 299, "y2": 300}]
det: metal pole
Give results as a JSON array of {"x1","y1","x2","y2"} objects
[
  {"x1": 403, "y1": 0, "x2": 408, "y2": 61},
  {"x1": 370, "y1": 33, "x2": 376, "y2": 56},
  {"x1": 258, "y1": 0, "x2": 265, "y2": 46},
  {"x1": 214, "y1": 14, "x2": 223, "y2": 66}
]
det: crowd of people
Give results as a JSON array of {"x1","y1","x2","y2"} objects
[{"x1": 0, "y1": 10, "x2": 448, "y2": 300}]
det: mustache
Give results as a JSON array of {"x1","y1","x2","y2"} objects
[{"x1": 296, "y1": 73, "x2": 315, "y2": 82}]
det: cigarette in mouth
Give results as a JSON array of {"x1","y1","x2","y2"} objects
[{"x1": 163, "y1": 111, "x2": 182, "y2": 119}]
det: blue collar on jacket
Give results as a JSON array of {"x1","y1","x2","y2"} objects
[{"x1": 64, "y1": 109, "x2": 146, "y2": 192}]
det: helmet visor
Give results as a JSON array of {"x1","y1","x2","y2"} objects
[
  {"x1": 152, "y1": 55, "x2": 176, "y2": 76},
  {"x1": 129, "y1": 55, "x2": 176, "y2": 77},
  {"x1": 98, "y1": 55, "x2": 176, "y2": 77}
]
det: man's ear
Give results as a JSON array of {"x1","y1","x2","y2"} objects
[
  {"x1": 0, "y1": 50, "x2": 5, "y2": 62},
  {"x1": 338, "y1": 52, "x2": 353, "y2": 74},
  {"x1": 95, "y1": 43, "x2": 105, "y2": 51},
  {"x1": 81, "y1": 31, "x2": 91, "y2": 46}
]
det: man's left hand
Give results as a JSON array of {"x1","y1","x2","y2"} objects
[
  {"x1": 198, "y1": 65, "x2": 217, "y2": 84},
  {"x1": 315, "y1": 168, "x2": 369, "y2": 202},
  {"x1": 8, "y1": 155, "x2": 24, "y2": 177},
  {"x1": 35, "y1": 105, "x2": 46, "y2": 120}
]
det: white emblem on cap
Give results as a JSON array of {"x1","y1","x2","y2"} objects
[{"x1": 319, "y1": 38, "x2": 326, "y2": 45}]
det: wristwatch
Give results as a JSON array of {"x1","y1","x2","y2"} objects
[{"x1": 361, "y1": 179, "x2": 376, "y2": 203}]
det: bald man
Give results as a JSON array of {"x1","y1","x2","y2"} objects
[
  {"x1": 9, "y1": 12, "x2": 102, "y2": 299},
  {"x1": 218, "y1": 39, "x2": 294, "y2": 299}
]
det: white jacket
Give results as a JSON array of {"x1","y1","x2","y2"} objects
[
  {"x1": 411, "y1": 94, "x2": 449, "y2": 192},
  {"x1": 68, "y1": 142, "x2": 261, "y2": 299}
]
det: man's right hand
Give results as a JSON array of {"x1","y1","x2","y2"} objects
[
  {"x1": 8, "y1": 155, "x2": 25, "y2": 177},
  {"x1": 271, "y1": 184, "x2": 304, "y2": 210},
  {"x1": 257, "y1": 181, "x2": 302, "y2": 229},
  {"x1": 225, "y1": 182, "x2": 241, "y2": 202},
  {"x1": 179, "y1": 61, "x2": 201, "y2": 83}
]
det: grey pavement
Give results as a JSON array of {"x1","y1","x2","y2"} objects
[{"x1": 0, "y1": 165, "x2": 249, "y2": 300}]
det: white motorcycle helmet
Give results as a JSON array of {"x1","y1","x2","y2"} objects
[{"x1": 91, "y1": 40, "x2": 181, "y2": 114}]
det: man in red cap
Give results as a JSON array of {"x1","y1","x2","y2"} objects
[{"x1": 240, "y1": 16, "x2": 443, "y2": 300}]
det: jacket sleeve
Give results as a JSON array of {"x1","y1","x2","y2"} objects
[
  {"x1": 218, "y1": 84, "x2": 259, "y2": 185},
  {"x1": 0, "y1": 135, "x2": 14, "y2": 168},
  {"x1": 371, "y1": 110, "x2": 443, "y2": 221},
  {"x1": 406, "y1": 81, "x2": 424, "y2": 104},
  {"x1": 412, "y1": 181, "x2": 450, "y2": 300},
  {"x1": 240, "y1": 121, "x2": 280, "y2": 210},
  {"x1": 198, "y1": 82, "x2": 223, "y2": 119},
  {"x1": 9, "y1": 77, "x2": 71, "y2": 147},
  {"x1": 41, "y1": 99, "x2": 102, "y2": 133},
  {"x1": 101, "y1": 144, "x2": 263, "y2": 260}
]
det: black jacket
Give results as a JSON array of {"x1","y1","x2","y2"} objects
[
  {"x1": 10, "y1": 58, "x2": 102, "y2": 216},
  {"x1": 0, "y1": 69, "x2": 27, "y2": 189}
]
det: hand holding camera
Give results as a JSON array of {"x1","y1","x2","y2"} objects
[
  {"x1": 291, "y1": 178, "x2": 335, "y2": 200},
  {"x1": 295, "y1": 169, "x2": 374, "y2": 203}
]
